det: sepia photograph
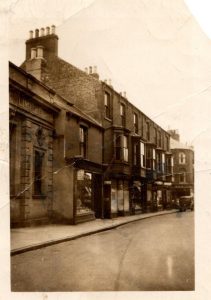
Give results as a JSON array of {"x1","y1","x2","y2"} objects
[{"x1": 1, "y1": 0, "x2": 211, "y2": 298}]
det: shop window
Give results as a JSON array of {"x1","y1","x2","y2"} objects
[
  {"x1": 133, "y1": 113, "x2": 138, "y2": 133},
  {"x1": 140, "y1": 141, "x2": 145, "y2": 167},
  {"x1": 76, "y1": 171, "x2": 93, "y2": 215},
  {"x1": 179, "y1": 152, "x2": 186, "y2": 164},
  {"x1": 34, "y1": 150, "x2": 44, "y2": 195},
  {"x1": 104, "y1": 92, "x2": 111, "y2": 119},
  {"x1": 120, "y1": 103, "x2": 126, "y2": 126},
  {"x1": 115, "y1": 134, "x2": 128, "y2": 162},
  {"x1": 79, "y1": 126, "x2": 87, "y2": 158}
]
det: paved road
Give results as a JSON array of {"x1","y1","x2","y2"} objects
[{"x1": 11, "y1": 211, "x2": 194, "y2": 291}]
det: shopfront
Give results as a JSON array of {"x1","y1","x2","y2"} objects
[
  {"x1": 103, "y1": 178, "x2": 130, "y2": 218},
  {"x1": 73, "y1": 160, "x2": 103, "y2": 224}
]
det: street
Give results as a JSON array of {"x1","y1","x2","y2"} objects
[{"x1": 11, "y1": 211, "x2": 194, "y2": 291}]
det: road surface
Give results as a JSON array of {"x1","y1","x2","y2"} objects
[{"x1": 11, "y1": 211, "x2": 194, "y2": 291}]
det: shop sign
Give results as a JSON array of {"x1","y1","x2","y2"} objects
[
  {"x1": 104, "y1": 181, "x2": 112, "y2": 185},
  {"x1": 77, "y1": 169, "x2": 84, "y2": 180},
  {"x1": 164, "y1": 182, "x2": 172, "y2": 186},
  {"x1": 155, "y1": 181, "x2": 163, "y2": 185}
]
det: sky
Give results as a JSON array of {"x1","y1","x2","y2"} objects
[{"x1": 6, "y1": 0, "x2": 211, "y2": 150}]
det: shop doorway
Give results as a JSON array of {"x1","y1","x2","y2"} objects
[
  {"x1": 103, "y1": 184, "x2": 111, "y2": 218},
  {"x1": 93, "y1": 174, "x2": 103, "y2": 218}
]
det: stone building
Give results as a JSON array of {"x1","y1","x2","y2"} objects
[
  {"x1": 168, "y1": 130, "x2": 194, "y2": 204},
  {"x1": 19, "y1": 25, "x2": 173, "y2": 219},
  {"x1": 9, "y1": 61, "x2": 103, "y2": 227}
]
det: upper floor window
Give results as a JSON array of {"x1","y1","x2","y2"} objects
[
  {"x1": 157, "y1": 131, "x2": 161, "y2": 148},
  {"x1": 156, "y1": 152, "x2": 162, "y2": 172},
  {"x1": 146, "y1": 122, "x2": 150, "y2": 141},
  {"x1": 146, "y1": 147, "x2": 156, "y2": 170},
  {"x1": 34, "y1": 150, "x2": 45, "y2": 195},
  {"x1": 166, "y1": 136, "x2": 170, "y2": 151},
  {"x1": 115, "y1": 134, "x2": 128, "y2": 162},
  {"x1": 140, "y1": 141, "x2": 146, "y2": 167},
  {"x1": 133, "y1": 142, "x2": 139, "y2": 165},
  {"x1": 154, "y1": 127, "x2": 157, "y2": 144},
  {"x1": 179, "y1": 152, "x2": 186, "y2": 164},
  {"x1": 120, "y1": 103, "x2": 126, "y2": 126},
  {"x1": 133, "y1": 113, "x2": 138, "y2": 133},
  {"x1": 179, "y1": 169, "x2": 186, "y2": 183},
  {"x1": 104, "y1": 92, "x2": 111, "y2": 119},
  {"x1": 79, "y1": 126, "x2": 87, "y2": 158}
]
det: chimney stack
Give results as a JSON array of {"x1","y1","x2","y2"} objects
[
  {"x1": 40, "y1": 28, "x2": 45, "y2": 37},
  {"x1": 31, "y1": 48, "x2": 36, "y2": 59},
  {"x1": 89, "y1": 66, "x2": 92, "y2": 74},
  {"x1": 35, "y1": 29, "x2": 39, "y2": 38},
  {"x1": 85, "y1": 67, "x2": 88, "y2": 74},
  {"x1": 123, "y1": 91, "x2": 127, "y2": 98},
  {"x1": 29, "y1": 30, "x2": 33, "y2": 39},
  {"x1": 37, "y1": 45, "x2": 44, "y2": 58},
  {"x1": 26, "y1": 25, "x2": 59, "y2": 60},
  {"x1": 46, "y1": 26, "x2": 50, "y2": 35},
  {"x1": 51, "y1": 25, "x2": 56, "y2": 34},
  {"x1": 108, "y1": 79, "x2": 112, "y2": 86}
]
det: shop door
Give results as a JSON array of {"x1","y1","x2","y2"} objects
[
  {"x1": 93, "y1": 174, "x2": 103, "y2": 218},
  {"x1": 103, "y1": 184, "x2": 111, "y2": 218}
]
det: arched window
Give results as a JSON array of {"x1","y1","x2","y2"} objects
[{"x1": 179, "y1": 152, "x2": 186, "y2": 164}]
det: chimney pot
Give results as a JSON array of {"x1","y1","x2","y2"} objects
[
  {"x1": 35, "y1": 29, "x2": 39, "y2": 38},
  {"x1": 37, "y1": 45, "x2": 44, "y2": 58},
  {"x1": 123, "y1": 91, "x2": 127, "y2": 98},
  {"x1": 46, "y1": 26, "x2": 50, "y2": 35},
  {"x1": 85, "y1": 67, "x2": 88, "y2": 74},
  {"x1": 31, "y1": 48, "x2": 37, "y2": 59},
  {"x1": 29, "y1": 30, "x2": 33, "y2": 39},
  {"x1": 40, "y1": 28, "x2": 45, "y2": 36},
  {"x1": 51, "y1": 25, "x2": 56, "y2": 34},
  {"x1": 93, "y1": 66, "x2": 97, "y2": 73},
  {"x1": 89, "y1": 66, "x2": 92, "y2": 74}
]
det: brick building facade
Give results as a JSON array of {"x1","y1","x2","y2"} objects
[
  {"x1": 168, "y1": 130, "x2": 194, "y2": 204},
  {"x1": 10, "y1": 25, "x2": 177, "y2": 227}
]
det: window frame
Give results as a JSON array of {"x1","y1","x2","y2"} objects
[
  {"x1": 104, "y1": 91, "x2": 111, "y2": 119},
  {"x1": 79, "y1": 126, "x2": 88, "y2": 158}
]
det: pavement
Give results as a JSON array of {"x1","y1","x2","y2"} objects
[{"x1": 11, "y1": 209, "x2": 178, "y2": 256}]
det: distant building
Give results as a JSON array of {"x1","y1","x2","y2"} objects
[
  {"x1": 10, "y1": 25, "x2": 175, "y2": 227},
  {"x1": 168, "y1": 130, "x2": 194, "y2": 203}
]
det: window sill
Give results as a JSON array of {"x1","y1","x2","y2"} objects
[
  {"x1": 104, "y1": 116, "x2": 112, "y2": 122},
  {"x1": 32, "y1": 195, "x2": 47, "y2": 200}
]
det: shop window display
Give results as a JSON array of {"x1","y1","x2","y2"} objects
[{"x1": 76, "y1": 171, "x2": 93, "y2": 215}]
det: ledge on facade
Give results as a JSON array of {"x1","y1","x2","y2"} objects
[{"x1": 65, "y1": 156, "x2": 103, "y2": 173}]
